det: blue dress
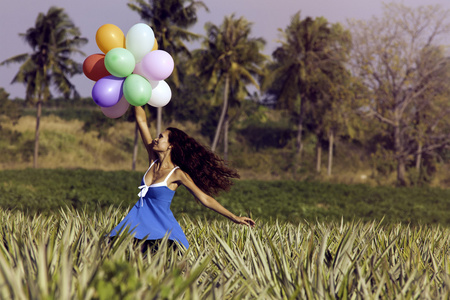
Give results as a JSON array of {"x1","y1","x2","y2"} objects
[{"x1": 109, "y1": 160, "x2": 189, "y2": 249}]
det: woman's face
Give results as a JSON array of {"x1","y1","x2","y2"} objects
[{"x1": 152, "y1": 130, "x2": 172, "y2": 152}]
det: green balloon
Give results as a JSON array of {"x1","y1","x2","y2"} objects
[
  {"x1": 123, "y1": 74, "x2": 152, "y2": 106},
  {"x1": 104, "y1": 48, "x2": 136, "y2": 78}
]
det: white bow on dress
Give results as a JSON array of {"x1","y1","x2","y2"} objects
[{"x1": 137, "y1": 185, "x2": 149, "y2": 207}]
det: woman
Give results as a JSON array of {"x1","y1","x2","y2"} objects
[{"x1": 109, "y1": 106, "x2": 255, "y2": 249}]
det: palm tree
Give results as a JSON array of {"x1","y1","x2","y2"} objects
[
  {"x1": 1, "y1": 7, "x2": 87, "y2": 168},
  {"x1": 192, "y1": 15, "x2": 266, "y2": 157},
  {"x1": 128, "y1": 0, "x2": 208, "y2": 134},
  {"x1": 264, "y1": 12, "x2": 347, "y2": 170}
]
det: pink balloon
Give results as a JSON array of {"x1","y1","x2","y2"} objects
[
  {"x1": 134, "y1": 62, "x2": 160, "y2": 88},
  {"x1": 101, "y1": 96, "x2": 130, "y2": 118},
  {"x1": 141, "y1": 50, "x2": 174, "y2": 81},
  {"x1": 133, "y1": 61, "x2": 146, "y2": 77}
]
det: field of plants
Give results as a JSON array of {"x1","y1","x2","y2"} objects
[
  {"x1": 0, "y1": 207, "x2": 449, "y2": 299},
  {"x1": 0, "y1": 169, "x2": 450, "y2": 298}
]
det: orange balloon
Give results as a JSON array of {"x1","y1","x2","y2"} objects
[
  {"x1": 151, "y1": 39, "x2": 158, "y2": 51},
  {"x1": 96, "y1": 24, "x2": 126, "y2": 53},
  {"x1": 83, "y1": 54, "x2": 111, "y2": 81}
]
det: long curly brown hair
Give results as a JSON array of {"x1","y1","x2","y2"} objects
[{"x1": 167, "y1": 127, "x2": 239, "y2": 196}]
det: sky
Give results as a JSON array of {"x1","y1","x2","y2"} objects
[{"x1": 1, "y1": 0, "x2": 449, "y2": 99}]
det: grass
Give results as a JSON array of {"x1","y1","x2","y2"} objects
[
  {"x1": 0, "y1": 115, "x2": 150, "y2": 171},
  {"x1": 0, "y1": 207, "x2": 449, "y2": 299},
  {"x1": 207, "y1": 180, "x2": 450, "y2": 226},
  {"x1": 1, "y1": 168, "x2": 450, "y2": 226}
]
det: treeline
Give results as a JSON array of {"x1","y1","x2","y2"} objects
[{"x1": 1, "y1": 1, "x2": 450, "y2": 187}]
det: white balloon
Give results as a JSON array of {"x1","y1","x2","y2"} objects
[
  {"x1": 147, "y1": 80, "x2": 171, "y2": 107},
  {"x1": 101, "y1": 96, "x2": 130, "y2": 118},
  {"x1": 126, "y1": 23, "x2": 155, "y2": 63}
]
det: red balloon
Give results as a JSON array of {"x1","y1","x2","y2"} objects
[{"x1": 83, "y1": 54, "x2": 111, "y2": 81}]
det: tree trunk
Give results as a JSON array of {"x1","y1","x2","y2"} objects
[
  {"x1": 295, "y1": 94, "x2": 304, "y2": 156},
  {"x1": 394, "y1": 124, "x2": 407, "y2": 186},
  {"x1": 327, "y1": 130, "x2": 334, "y2": 176},
  {"x1": 157, "y1": 107, "x2": 162, "y2": 135},
  {"x1": 416, "y1": 142, "x2": 422, "y2": 172},
  {"x1": 397, "y1": 157, "x2": 407, "y2": 186},
  {"x1": 132, "y1": 122, "x2": 139, "y2": 170},
  {"x1": 293, "y1": 94, "x2": 304, "y2": 177},
  {"x1": 212, "y1": 74, "x2": 230, "y2": 152},
  {"x1": 223, "y1": 113, "x2": 229, "y2": 161},
  {"x1": 296, "y1": 118, "x2": 303, "y2": 154},
  {"x1": 316, "y1": 138, "x2": 321, "y2": 173},
  {"x1": 33, "y1": 99, "x2": 42, "y2": 168}
]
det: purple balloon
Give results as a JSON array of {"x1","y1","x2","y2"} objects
[
  {"x1": 92, "y1": 75, "x2": 124, "y2": 107},
  {"x1": 141, "y1": 50, "x2": 174, "y2": 81}
]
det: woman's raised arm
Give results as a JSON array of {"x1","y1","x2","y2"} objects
[{"x1": 134, "y1": 106, "x2": 155, "y2": 162}]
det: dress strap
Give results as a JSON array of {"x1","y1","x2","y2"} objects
[
  {"x1": 163, "y1": 166, "x2": 180, "y2": 185},
  {"x1": 143, "y1": 159, "x2": 158, "y2": 177}
]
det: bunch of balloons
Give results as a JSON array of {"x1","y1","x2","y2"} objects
[{"x1": 83, "y1": 23, "x2": 174, "y2": 118}]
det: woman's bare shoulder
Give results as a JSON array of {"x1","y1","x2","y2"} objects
[{"x1": 174, "y1": 168, "x2": 193, "y2": 183}]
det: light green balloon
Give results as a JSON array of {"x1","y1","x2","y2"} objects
[
  {"x1": 104, "y1": 48, "x2": 136, "y2": 78},
  {"x1": 123, "y1": 74, "x2": 152, "y2": 106}
]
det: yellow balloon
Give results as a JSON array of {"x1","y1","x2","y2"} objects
[
  {"x1": 96, "y1": 24, "x2": 126, "y2": 54},
  {"x1": 151, "y1": 39, "x2": 158, "y2": 51}
]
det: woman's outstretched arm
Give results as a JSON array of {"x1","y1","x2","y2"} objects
[
  {"x1": 176, "y1": 169, "x2": 256, "y2": 227},
  {"x1": 134, "y1": 106, "x2": 155, "y2": 163}
]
